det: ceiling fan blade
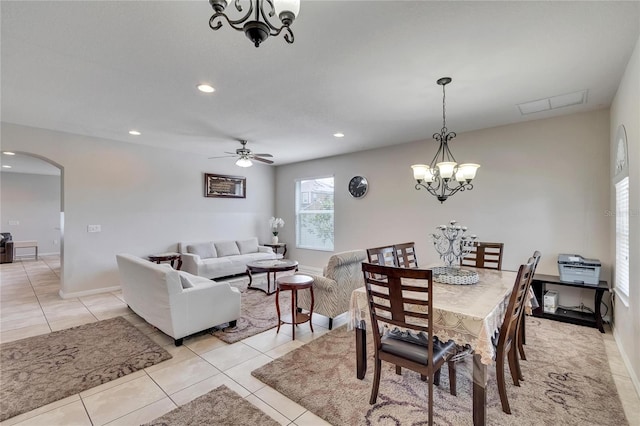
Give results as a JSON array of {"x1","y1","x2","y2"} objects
[
  {"x1": 252, "y1": 153, "x2": 273, "y2": 158},
  {"x1": 208, "y1": 154, "x2": 236, "y2": 159},
  {"x1": 253, "y1": 156, "x2": 274, "y2": 164},
  {"x1": 224, "y1": 151, "x2": 237, "y2": 155}
]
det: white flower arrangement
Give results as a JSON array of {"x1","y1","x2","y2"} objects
[{"x1": 269, "y1": 217, "x2": 285, "y2": 236}]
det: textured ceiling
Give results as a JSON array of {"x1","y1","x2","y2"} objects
[{"x1": 2, "y1": 1, "x2": 639, "y2": 169}]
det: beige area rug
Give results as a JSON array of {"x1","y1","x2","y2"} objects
[
  {"x1": 252, "y1": 317, "x2": 628, "y2": 426},
  {"x1": 0, "y1": 316, "x2": 172, "y2": 421},
  {"x1": 143, "y1": 385, "x2": 279, "y2": 426},
  {"x1": 211, "y1": 273, "x2": 294, "y2": 343}
]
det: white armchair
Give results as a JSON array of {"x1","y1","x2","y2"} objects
[
  {"x1": 116, "y1": 254, "x2": 241, "y2": 345},
  {"x1": 297, "y1": 249, "x2": 367, "y2": 329}
]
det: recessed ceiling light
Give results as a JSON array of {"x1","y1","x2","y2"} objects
[
  {"x1": 333, "y1": 132, "x2": 345, "y2": 138},
  {"x1": 128, "y1": 130, "x2": 141, "y2": 136},
  {"x1": 2, "y1": 165, "x2": 12, "y2": 168},
  {"x1": 2, "y1": 152, "x2": 16, "y2": 155},
  {"x1": 197, "y1": 84, "x2": 215, "y2": 93}
]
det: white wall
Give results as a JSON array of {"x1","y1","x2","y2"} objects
[
  {"x1": 276, "y1": 109, "x2": 611, "y2": 308},
  {"x1": 1, "y1": 123, "x2": 276, "y2": 297},
  {"x1": 610, "y1": 34, "x2": 640, "y2": 395},
  {"x1": 1, "y1": 172, "x2": 61, "y2": 255}
]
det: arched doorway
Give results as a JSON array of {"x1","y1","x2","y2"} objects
[{"x1": 0, "y1": 151, "x2": 64, "y2": 290}]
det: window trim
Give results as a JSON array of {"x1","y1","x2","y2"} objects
[{"x1": 295, "y1": 175, "x2": 335, "y2": 252}]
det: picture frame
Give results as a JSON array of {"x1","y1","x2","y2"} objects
[{"x1": 204, "y1": 173, "x2": 246, "y2": 198}]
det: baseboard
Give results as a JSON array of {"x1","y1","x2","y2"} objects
[
  {"x1": 59, "y1": 285, "x2": 121, "y2": 299},
  {"x1": 612, "y1": 324, "x2": 640, "y2": 399}
]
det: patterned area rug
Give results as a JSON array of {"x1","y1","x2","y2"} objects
[
  {"x1": 211, "y1": 273, "x2": 293, "y2": 343},
  {"x1": 252, "y1": 317, "x2": 628, "y2": 426},
  {"x1": 0, "y1": 316, "x2": 172, "y2": 421},
  {"x1": 143, "y1": 385, "x2": 279, "y2": 426}
]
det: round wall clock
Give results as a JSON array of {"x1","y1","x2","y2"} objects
[{"x1": 348, "y1": 176, "x2": 369, "y2": 198}]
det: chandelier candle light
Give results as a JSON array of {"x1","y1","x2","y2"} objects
[
  {"x1": 269, "y1": 216, "x2": 284, "y2": 244},
  {"x1": 208, "y1": 0, "x2": 300, "y2": 47},
  {"x1": 411, "y1": 77, "x2": 480, "y2": 203}
]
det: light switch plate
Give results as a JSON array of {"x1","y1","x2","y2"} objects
[{"x1": 87, "y1": 225, "x2": 101, "y2": 233}]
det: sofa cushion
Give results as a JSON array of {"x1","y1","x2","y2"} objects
[
  {"x1": 215, "y1": 241, "x2": 240, "y2": 257},
  {"x1": 187, "y1": 242, "x2": 217, "y2": 259},
  {"x1": 236, "y1": 238, "x2": 259, "y2": 254}
]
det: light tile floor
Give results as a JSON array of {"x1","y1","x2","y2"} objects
[{"x1": 1, "y1": 256, "x2": 638, "y2": 425}]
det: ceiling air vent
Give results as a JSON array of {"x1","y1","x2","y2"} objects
[{"x1": 518, "y1": 89, "x2": 587, "y2": 115}]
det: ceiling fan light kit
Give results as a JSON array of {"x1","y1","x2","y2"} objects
[
  {"x1": 411, "y1": 77, "x2": 480, "y2": 203},
  {"x1": 208, "y1": 0, "x2": 300, "y2": 48}
]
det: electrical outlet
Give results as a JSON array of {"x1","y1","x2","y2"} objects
[
  {"x1": 8, "y1": 220, "x2": 19, "y2": 226},
  {"x1": 87, "y1": 225, "x2": 101, "y2": 233}
]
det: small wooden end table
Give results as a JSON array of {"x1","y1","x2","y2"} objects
[
  {"x1": 276, "y1": 274, "x2": 314, "y2": 340},
  {"x1": 264, "y1": 243, "x2": 287, "y2": 258},
  {"x1": 148, "y1": 252, "x2": 182, "y2": 270},
  {"x1": 246, "y1": 259, "x2": 298, "y2": 295}
]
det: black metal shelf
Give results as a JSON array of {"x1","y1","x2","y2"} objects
[{"x1": 531, "y1": 274, "x2": 608, "y2": 333}]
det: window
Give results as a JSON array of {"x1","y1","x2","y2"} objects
[
  {"x1": 296, "y1": 177, "x2": 334, "y2": 251},
  {"x1": 615, "y1": 176, "x2": 629, "y2": 301}
]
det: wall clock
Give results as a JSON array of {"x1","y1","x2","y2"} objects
[{"x1": 348, "y1": 176, "x2": 369, "y2": 198}]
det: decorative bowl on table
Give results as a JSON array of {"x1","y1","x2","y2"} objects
[{"x1": 432, "y1": 266, "x2": 479, "y2": 285}]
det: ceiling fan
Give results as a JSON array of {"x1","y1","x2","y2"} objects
[{"x1": 209, "y1": 140, "x2": 274, "y2": 167}]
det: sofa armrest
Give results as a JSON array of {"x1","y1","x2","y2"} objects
[
  {"x1": 180, "y1": 253, "x2": 201, "y2": 275},
  {"x1": 308, "y1": 274, "x2": 337, "y2": 292},
  {"x1": 258, "y1": 246, "x2": 274, "y2": 254}
]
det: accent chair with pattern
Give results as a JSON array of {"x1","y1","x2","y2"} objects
[{"x1": 296, "y1": 249, "x2": 367, "y2": 330}]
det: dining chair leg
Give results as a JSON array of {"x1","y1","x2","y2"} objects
[
  {"x1": 517, "y1": 315, "x2": 527, "y2": 361},
  {"x1": 508, "y1": 346, "x2": 521, "y2": 386},
  {"x1": 420, "y1": 374, "x2": 427, "y2": 382},
  {"x1": 370, "y1": 358, "x2": 382, "y2": 404},
  {"x1": 396, "y1": 365, "x2": 402, "y2": 375},
  {"x1": 496, "y1": 351, "x2": 511, "y2": 414},
  {"x1": 448, "y1": 360, "x2": 457, "y2": 396}
]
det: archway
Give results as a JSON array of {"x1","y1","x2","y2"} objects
[{"x1": 0, "y1": 151, "x2": 64, "y2": 291}]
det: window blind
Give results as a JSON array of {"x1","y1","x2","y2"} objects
[{"x1": 615, "y1": 177, "x2": 629, "y2": 298}]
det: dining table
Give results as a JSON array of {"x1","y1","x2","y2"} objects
[{"x1": 348, "y1": 266, "x2": 534, "y2": 426}]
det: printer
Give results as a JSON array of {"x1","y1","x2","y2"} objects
[{"x1": 557, "y1": 254, "x2": 601, "y2": 286}]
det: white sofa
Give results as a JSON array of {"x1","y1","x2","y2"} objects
[
  {"x1": 177, "y1": 237, "x2": 276, "y2": 279},
  {"x1": 116, "y1": 254, "x2": 241, "y2": 345}
]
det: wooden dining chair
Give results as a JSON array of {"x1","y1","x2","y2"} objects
[
  {"x1": 461, "y1": 241, "x2": 504, "y2": 270},
  {"x1": 495, "y1": 260, "x2": 534, "y2": 414},
  {"x1": 362, "y1": 262, "x2": 457, "y2": 425},
  {"x1": 366, "y1": 245, "x2": 398, "y2": 267},
  {"x1": 394, "y1": 242, "x2": 419, "y2": 268},
  {"x1": 517, "y1": 251, "x2": 541, "y2": 364}
]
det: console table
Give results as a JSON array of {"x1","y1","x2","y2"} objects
[
  {"x1": 13, "y1": 240, "x2": 38, "y2": 260},
  {"x1": 531, "y1": 273, "x2": 608, "y2": 333}
]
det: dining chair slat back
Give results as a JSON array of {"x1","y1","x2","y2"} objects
[
  {"x1": 461, "y1": 241, "x2": 504, "y2": 270},
  {"x1": 395, "y1": 242, "x2": 419, "y2": 268},
  {"x1": 496, "y1": 260, "x2": 534, "y2": 414},
  {"x1": 517, "y1": 251, "x2": 541, "y2": 363},
  {"x1": 362, "y1": 262, "x2": 456, "y2": 426},
  {"x1": 366, "y1": 245, "x2": 398, "y2": 267}
]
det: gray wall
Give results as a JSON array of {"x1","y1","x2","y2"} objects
[
  {"x1": 610, "y1": 34, "x2": 640, "y2": 396},
  {"x1": 0, "y1": 123, "x2": 276, "y2": 297},
  {"x1": 0, "y1": 172, "x2": 61, "y2": 255}
]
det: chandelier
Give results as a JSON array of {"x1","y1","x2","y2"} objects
[
  {"x1": 411, "y1": 77, "x2": 480, "y2": 203},
  {"x1": 208, "y1": 0, "x2": 300, "y2": 48}
]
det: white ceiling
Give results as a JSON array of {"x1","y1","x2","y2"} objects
[{"x1": 2, "y1": 1, "x2": 639, "y2": 169}]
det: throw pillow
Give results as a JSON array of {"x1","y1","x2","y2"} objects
[
  {"x1": 186, "y1": 242, "x2": 217, "y2": 259},
  {"x1": 236, "y1": 237, "x2": 259, "y2": 254},
  {"x1": 178, "y1": 273, "x2": 195, "y2": 289},
  {"x1": 214, "y1": 240, "x2": 240, "y2": 257}
]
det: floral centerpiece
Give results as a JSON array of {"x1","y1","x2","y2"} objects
[{"x1": 269, "y1": 217, "x2": 284, "y2": 243}]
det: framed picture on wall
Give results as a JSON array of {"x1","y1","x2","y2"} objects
[{"x1": 204, "y1": 173, "x2": 246, "y2": 198}]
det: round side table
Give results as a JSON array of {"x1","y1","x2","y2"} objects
[
  {"x1": 148, "y1": 252, "x2": 182, "y2": 270},
  {"x1": 275, "y1": 274, "x2": 314, "y2": 340}
]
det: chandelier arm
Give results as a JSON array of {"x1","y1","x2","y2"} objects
[
  {"x1": 209, "y1": 3, "x2": 255, "y2": 30},
  {"x1": 234, "y1": 0, "x2": 243, "y2": 12},
  {"x1": 259, "y1": 0, "x2": 292, "y2": 34}
]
